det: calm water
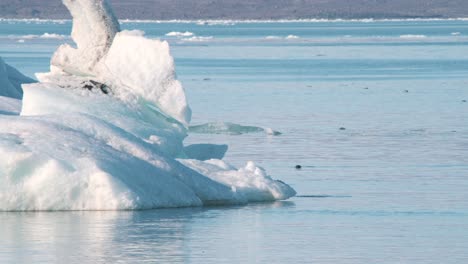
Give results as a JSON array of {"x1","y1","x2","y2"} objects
[{"x1": 1, "y1": 19, "x2": 468, "y2": 263}]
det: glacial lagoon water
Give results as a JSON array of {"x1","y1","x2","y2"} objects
[{"x1": 1, "y1": 19, "x2": 468, "y2": 263}]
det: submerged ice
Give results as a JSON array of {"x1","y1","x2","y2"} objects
[
  {"x1": 0, "y1": 0, "x2": 295, "y2": 211},
  {"x1": 189, "y1": 122, "x2": 282, "y2": 136}
]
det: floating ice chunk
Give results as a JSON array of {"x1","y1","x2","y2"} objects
[
  {"x1": 266, "y1": 35, "x2": 299, "y2": 40},
  {"x1": 264, "y1": 127, "x2": 282, "y2": 136},
  {"x1": 166, "y1": 31, "x2": 194, "y2": 37},
  {"x1": 189, "y1": 122, "x2": 281, "y2": 136},
  {"x1": 7, "y1": 34, "x2": 67, "y2": 40},
  {"x1": 451, "y1": 32, "x2": 461, "y2": 36},
  {"x1": 286, "y1": 35, "x2": 300, "y2": 39},
  {"x1": 183, "y1": 144, "x2": 228, "y2": 161},
  {"x1": 0, "y1": 57, "x2": 35, "y2": 99},
  {"x1": 399, "y1": 34, "x2": 427, "y2": 39},
  {"x1": 39, "y1": 33, "x2": 67, "y2": 39},
  {"x1": 180, "y1": 159, "x2": 296, "y2": 202},
  {"x1": 181, "y1": 36, "x2": 213, "y2": 42}
]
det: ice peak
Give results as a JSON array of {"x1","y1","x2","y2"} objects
[
  {"x1": 51, "y1": 0, "x2": 120, "y2": 76},
  {"x1": 41, "y1": 0, "x2": 191, "y2": 125}
]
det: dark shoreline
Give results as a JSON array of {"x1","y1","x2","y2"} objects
[{"x1": 2, "y1": 0, "x2": 468, "y2": 20}]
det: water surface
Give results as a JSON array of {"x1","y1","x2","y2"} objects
[{"x1": 1, "y1": 19, "x2": 468, "y2": 263}]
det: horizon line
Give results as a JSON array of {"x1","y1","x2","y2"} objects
[{"x1": 1, "y1": 17, "x2": 468, "y2": 24}]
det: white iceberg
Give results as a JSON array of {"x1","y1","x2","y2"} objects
[{"x1": 0, "y1": 0, "x2": 295, "y2": 211}]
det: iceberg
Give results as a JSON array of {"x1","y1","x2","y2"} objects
[{"x1": 0, "y1": 0, "x2": 295, "y2": 211}]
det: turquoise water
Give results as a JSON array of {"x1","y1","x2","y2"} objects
[{"x1": 1, "y1": 20, "x2": 468, "y2": 263}]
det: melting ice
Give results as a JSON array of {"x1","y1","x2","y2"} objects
[{"x1": 0, "y1": 0, "x2": 295, "y2": 211}]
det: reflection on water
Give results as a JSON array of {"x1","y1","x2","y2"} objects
[
  {"x1": 2, "y1": 199, "x2": 467, "y2": 263},
  {"x1": 0, "y1": 202, "x2": 296, "y2": 263}
]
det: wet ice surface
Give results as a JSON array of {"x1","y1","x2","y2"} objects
[{"x1": 1, "y1": 20, "x2": 468, "y2": 263}]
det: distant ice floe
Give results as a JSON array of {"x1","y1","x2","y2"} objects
[
  {"x1": 0, "y1": 18, "x2": 68, "y2": 24},
  {"x1": 286, "y1": 34, "x2": 300, "y2": 39},
  {"x1": 189, "y1": 122, "x2": 282, "y2": 136},
  {"x1": 164, "y1": 31, "x2": 215, "y2": 42},
  {"x1": 165, "y1": 31, "x2": 194, "y2": 37},
  {"x1": 451, "y1": 32, "x2": 461, "y2": 35},
  {"x1": 265, "y1": 35, "x2": 300, "y2": 40},
  {"x1": 7, "y1": 33, "x2": 69, "y2": 41},
  {"x1": 399, "y1": 34, "x2": 427, "y2": 39},
  {"x1": 0, "y1": 0, "x2": 295, "y2": 211},
  {"x1": 181, "y1": 36, "x2": 214, "y2": 42}
]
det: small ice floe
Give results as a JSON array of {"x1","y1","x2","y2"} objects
[
  {"x1": 265, "y1": 35, "x2": 300, "y2": 40},
  {"x1": 189, "y1": 122, "x2": 282, "y2": 136},
  {"x1": 40, "y1": 33, "x2": 67, "y2": 39},
  {"x1": 165, "y1": 31, "x2": 194, "y2": 37},
  {"x1": 13, "y1": 33, "x2": 68, "y2": 40},
  {"x1": 264, "y1": 127, "x2": 282, "y2": 136},
  {"x1": 451, "y1": 32, "x2": 461, "y2": 36},
  {"x1": 181, "y1": 36, "x2": 213, "y2": 42},
  {"x1": 286, "y1": 35, "x2": 300, "y2": 39},
  {"x1": 399, "y1": 34, "x2": 427, "y2": 39}
]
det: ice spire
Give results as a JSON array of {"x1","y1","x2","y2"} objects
[
  {"x1": 40, "y1": 0, "x2": 192, "y2": 125},
  {"x1": 51, "y1": 0, "x2": 120, "y2": 76}
]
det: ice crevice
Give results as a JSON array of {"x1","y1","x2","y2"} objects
[{"x1": 0, "y1": 0, "x2": 295, "y2": 211}]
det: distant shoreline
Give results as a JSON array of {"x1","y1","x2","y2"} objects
[
  {"x1": 4, "y1": 0, "x2": 468, "y2": 21},
  {"x1": 2, "y1": 17, "x2": 468, "y2": 24}
]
